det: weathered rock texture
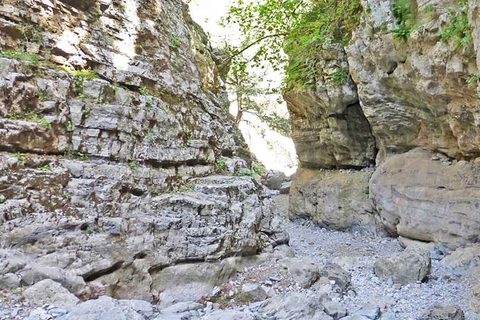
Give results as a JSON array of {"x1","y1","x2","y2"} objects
[
  {"x1": 288, "y1": 0, "x2": 480, "y2": 246},
  {"x1": 370, "y1": 148, "x2": 480, "y2": 246},
  {"x1": 348, "y1": 0, "x2": 480, "y2": 161},
  {"x1": 0, "y1": 0, "x2": 286, "y2": 302},
  {"x1": 284, "y1": 44, "x2": 376, "y2": 169},
  {"x1": 374, "y1": 246, "x2": 431, "y2": 284},
  {"x1": 289, "y1": 167, "x2": 382, "y2": 234}
]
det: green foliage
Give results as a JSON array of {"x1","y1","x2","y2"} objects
[
  {"x1": 37, "y1": 90, "x2": 48, "y2": 101},
  {"x1": 145, "y1": 98, "x2": 153, "y2": 111},
  {"x1": 215, "y1": 157, "x2": 228, "y2": 172},
  {"x1": 12, "y1": 152, "x2": 26, "y2": 165},
  {"x1": 0, "y1": 49, "x2": 41, "y2": 65},
  {"x1": 391, "y1": 0, "x2": 414, "y2": 41},
  {"x1": 82, "y1": 108, "x2": 91, "y2": 118},
  {"x1": 224, "y1": 0, "x2": 363, "y2": 88},
  {"x1": 392, "y1": 25, "x2": 411, "y2": 41},
  {"x1": 67, "y1": 120, "x2": 75, "y2": 131},
  {"x1": 423, "y1": 4, "x2": 436, "y2": 13},
  {"x1": 380, "y1": 22, "x2": 388, "y2": 31},
  {"x1": 251, "y1": 162, "x2": 264, "y2": 176},
  {"x1": 169, "y1": 35, "x2": 181, "y2": 51},
  {"x1": 85, "y1": 226, "x2": 93, "y2": 235},
  {"x1": 139, "y1": 86, "x2": 149, "y2": 95},
  {"x1": 234, "y1": 169, "x2": 253, "y2": 177},
  {"x1": 60, "y1": 66, "x2": 97, "y2": 94},
  {"x1": 466, "y1": 72, "x2": 480, "y2": 86},
  {"x1": 128, "y1": 161, "x2": 138, "y2": 170},
  {"x1": 37, "y1": 164, "x2": 51, "y2": 172},
  {"x1": 439, "y1": 0, "x2": 471, "y2": 48},
  {"x1": 25, "y1": 111, "x2": 51, "y2": 128},
  {"x1": 177, "y1": 181, "x2": 195, "y2": 193},
  {"x1": 332, "y1": 68, "x2": 350, "y2": 85},
  {"x1": 258, "y1": 112, "x2": 291, "y2": 136},
  {"x1": 144, "y1": 130, "x2": 156, "y2": 143}
]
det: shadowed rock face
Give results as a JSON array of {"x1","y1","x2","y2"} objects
[
  {"x1": 0, "y1": 0, "x2": 286, "y2": 302},
  {"x1": 284, "y1": 44, "x2": 376, "y2": 170}
]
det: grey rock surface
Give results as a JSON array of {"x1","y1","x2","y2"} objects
[
  {"x1": 23, "y1": 280, "x2": 79, "y2": 308},
  {"x1": 418, "y1": 304, "x2": 465, "y2": 320},
  {"x1": 374, "y1": 246, "x2": 431, "y2": 285},
  {"x1": 0, "y1": 0, "x2": 285, "y2": 304},
  {"x1": 280, "y1": 257, "x2": 320, "y2": 288}
]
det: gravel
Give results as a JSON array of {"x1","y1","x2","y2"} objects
[{"x1": 285, "y1": 217, "x2": 480, "y2": 320}]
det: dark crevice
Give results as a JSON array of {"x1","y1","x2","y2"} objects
[{"x1": 82, "y1": 260, "x2": 124, "y2": 282}]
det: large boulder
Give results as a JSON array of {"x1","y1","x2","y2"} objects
[
  {"x1": 289, "y1": 167, "x2": 381, "y2": 234},
  {"x1": 370, "y1": 148, "x2": 480, "y2": 246}
]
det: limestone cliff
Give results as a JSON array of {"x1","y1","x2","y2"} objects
[
  {"x1": 288, "y1": 0, "x2": 480, "y2": 245},
  {"x1": 0, "y1": 0, "x2": 286, "y2": 303}
]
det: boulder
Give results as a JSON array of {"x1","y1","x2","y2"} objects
[
  {"x1": 23, "y1": 279, "x2": 79, "y2": 308},
  {"x1": 262, "y1": 292, "x2": 332, "y2": 320},
  {"x1": 241, "y1": 283, "x2": 268, "y2": 302},
  {"x1": 321, "y1": 263, "x2": 352, "y2": 292},
  {"x1": 418, "y1": 304, "x2": 465, "y2": 320},
  {"x1": 441, "y1": 245, "x2": 480, "y2": 275},
  {"x1": 289, "y1": 168, "x2": 381, "y2": 234},
  {"x1": 374, "y1": 247, "x2": 431, "y2": 284},
  {"x1": 370, "y1": 148, "x2": 480, "y2": 246},
  {"x1": 280, "y1": 257, "x2": 320, "y2": 288},
  {"x1": 322, "y1": 300, "x2": 347, "y2": 319}
]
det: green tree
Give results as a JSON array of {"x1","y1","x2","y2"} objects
[{"x1": 223, "y1": 0, "x2": 363, "y2": 88}]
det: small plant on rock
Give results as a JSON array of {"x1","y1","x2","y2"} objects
[
  {"x1": 37, "y1": 164, "x2": 51, "y2": 172},
  {"x1": 332, "y1": 68, "x2": 350, "y2": 85},
  {"x1": 251, "y1": 162, "x2": 264, "y2": 176},
  {"x1": 13, "y1": 152, "x2": 26, "y2": 165},
  {"x1": 439, "y1": 0, "x2": 471, "y2": 48},
  {"x1": 0, "y1": 49, "x2": 42, "y2": 65},
  {"x1": 215, "y1": 157, "x2": 228, "y2": 172},
  {"x1": 128, "y1": 161, "x2": 138, "y2": 170},
  {"x1": 139, "y1": 86, "x2": 149, "y2": 95},
  {"x1": 391, "y1": 0, "x2": 414, "y2": 41},
  {"x1": 466, "y1": 72, "x2": 480, "y2": 87}
]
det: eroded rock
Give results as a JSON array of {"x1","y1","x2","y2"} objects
[
  {"x1": 374, "y1": 247, "x2": 431, "y2": 285},
  {"x1": 370, "y1": 148, "x2": 480, "y2": 246}
]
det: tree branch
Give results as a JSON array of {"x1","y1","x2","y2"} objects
[{"x1": 220, "y1": 33, "x2": 287, "y2": 69}]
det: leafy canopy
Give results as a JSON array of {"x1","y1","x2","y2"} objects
[{"x1": 223, "y1": 0, "x2": 363, "y2": 88}]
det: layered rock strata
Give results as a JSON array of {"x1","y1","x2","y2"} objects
[{"x1": 0, "y1": 0, "x2": 286, "y2": 302}]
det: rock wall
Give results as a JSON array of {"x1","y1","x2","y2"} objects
[
  {"x1": 348, "y1": 0, "x2": 480, "y2": 161},
  {"x1": 0, "y1": 0, "x2": 286, "y2": 303},
  {"x1": 287, "y1": 0, "x2": 480, "y2": 244}
]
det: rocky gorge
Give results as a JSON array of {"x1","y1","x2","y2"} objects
[{"x1": 1, "y1": 0, "x2": 480, "y2": 319}]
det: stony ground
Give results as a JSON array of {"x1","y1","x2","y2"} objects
[{"x1": 1, "y1": 194, "x2": 480, "y2": 319}]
